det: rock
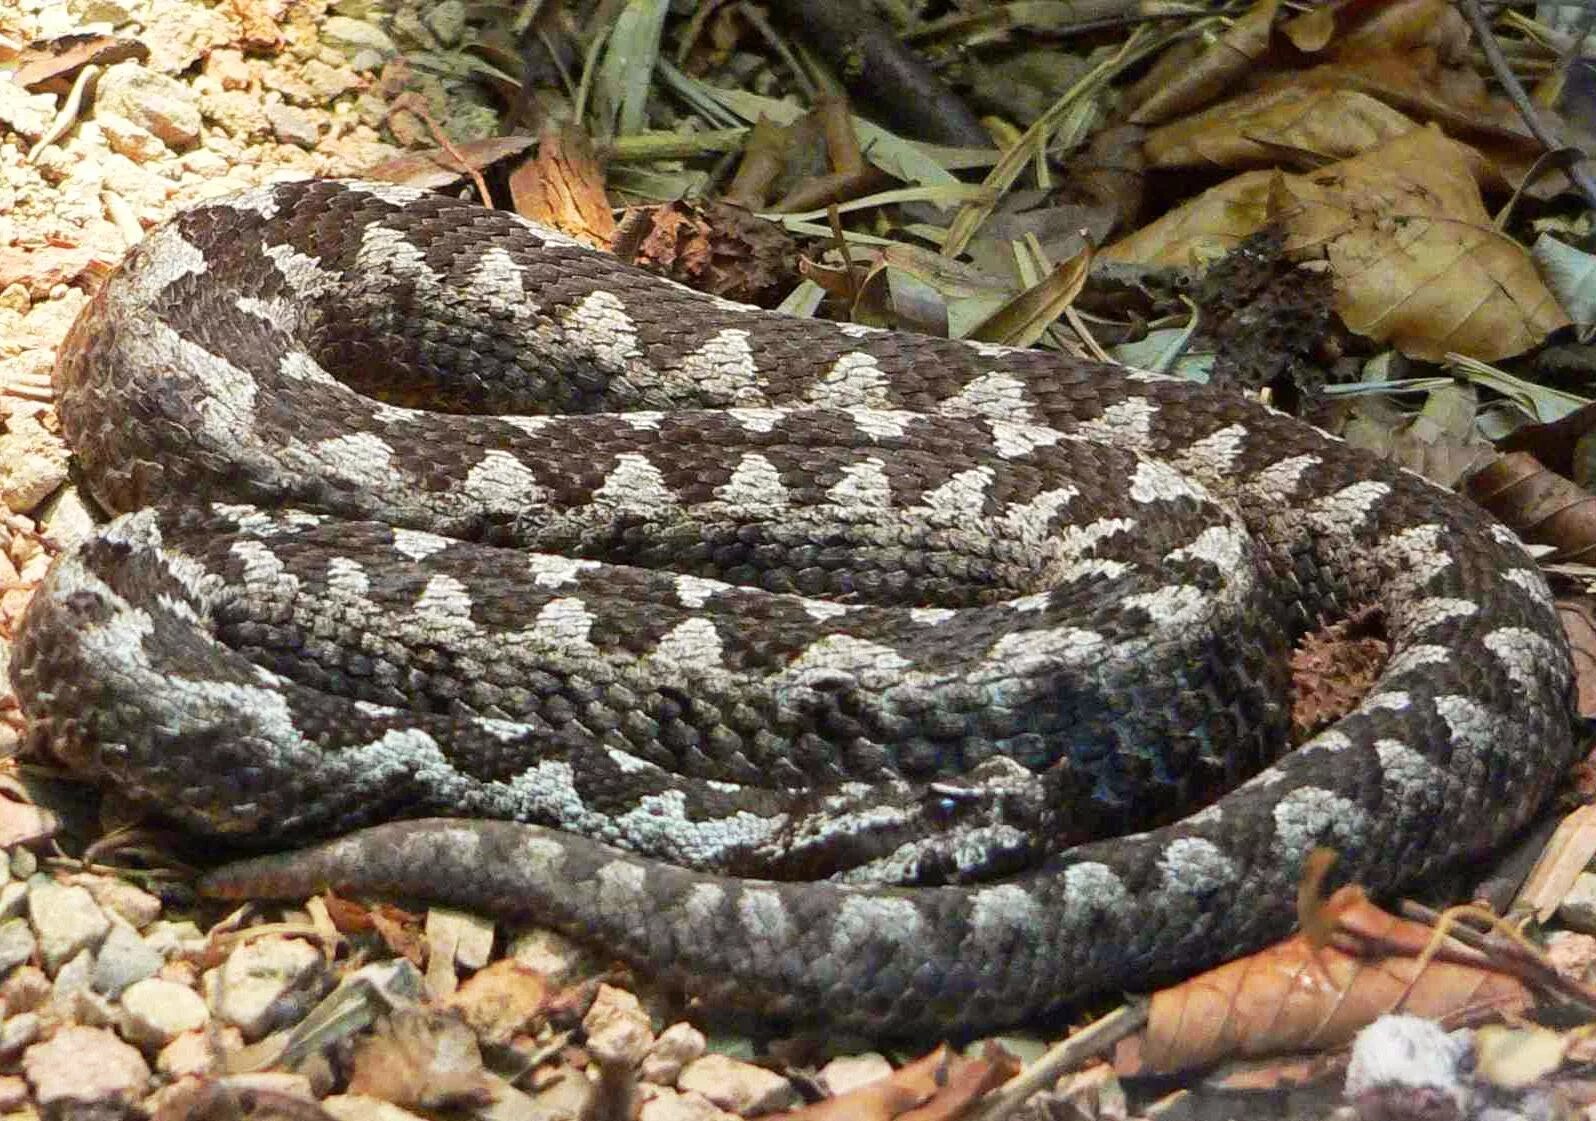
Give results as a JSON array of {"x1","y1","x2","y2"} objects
[
  {"x1": 1546, "y1": 930, "x2": 1596, "y2": 982},
  {"x1": 97, "y1": 111, "x2": 170, "y2": 162},
  {"x1": 323, "y1": 1094, "x2": 432, "y2": 1121},
  {"x1": 0, "y1": 881, "x2": 26, "y2": 920},
  {"x1": 639, "y1": 1086, "x2": 741, "y2": 1121},
  {"x1": 445, "y1": 959, "x2": 549, "y2": 1048},
  {"x1": 0, "y1": 1074, "x2": 27, "y2": 1111},
  {"x1": 201, "y1": 88, "x2": 271, "y2": 141},
  {"x1": 641, "y1": 1022, "x2": 707, "y2": 1085},
  {"x1": 299, "y1": 58, "x2": 364, "y2": 101},
  {"x1": 0, "y1": 1013, "x2": 40, "y2": 1061},
  {"x1": 0, "y1": 917, "x2": 35, "y2": 977},
  {"x1": 0, "y1": 81, "x2": 56, "y2": 141},
  {"x1": 202, "y1": 935, "x2": 327, "y2": 1040},
  {"x1": 93, "y1": 920, "x2": 163, "y2": 997},
  {"x1": 422, "y1": 0, "x2": 466, "y2": 45},
  {"x1": 584, "y1": 983, "x2": 655, "y2": 1067},
  {"x1": 94, "y1": 61, "x2": 202, "y2": 148},
  {"x1": 0, "y1": 412, "x2": 70, "y2": 514},
  {"x1": 68, "y1": 0, "x2": 139, "y2": 24},
  {"x1": 22, "y1": 1026, "x2": 150, "y2": 1114},
  {"x1": 138, "y1": 0, "x2": 238, "y2": 73},
  {"x1": 1, "y1": 964, "x2": 50, "y2": 1015},
  {"x1": 817, "y1": 1051, "x2": 894, "y2": 1097},
  {"x1": 204, "y1": 48, "x2": 251, "y2": 90},
  {"x1": 155, "y1": 1023, "x2": 242, "y2": 1077},
  {"x1": 423, "y1": 908, "x2": 493, "y2": 996},
  {"x1": 68, "y1": 873, "x2": 163, "y2": 931},
  {"x1": 52, "y1": 946, "x2": 95, "y2": 1006},
  {"x1": 142, "y1": 919, "x2": 206, "y2": 960},
  {"x1": 319, "y1": 16, "x2": 398, "y2": 68},
  {"x1": 508, "y1": 926, "x2": 597, "y2": 987},
  {"x1": 28, "y1": 874, "x2": 111, "y2": 973},
  {"x1": 121, "y1": 977, "x2": 210, "y2": 1047},
  {"x1": 678, "y1": 1054, "x2": 797, "y2": 1116},
  {"x1": 35, "y1": 485, "x2": 98, "y2": 554},
  {"x1": 266, "y1": 101, "x2": 321, "y2": 148},
  {"x1": 1558, "y1": 872, "x2": 1596, "y2": 934}
]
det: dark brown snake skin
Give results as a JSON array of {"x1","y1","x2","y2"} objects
[{"x1": 9, "y1": 179, "x2": 1579, "y2": 1035}]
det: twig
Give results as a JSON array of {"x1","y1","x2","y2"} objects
[
  {"x1": 969, "y1": 999, "x2": 1149, "y2": 1121},
  {"x1": 1456, "y1": 0, "x2": 1596, "y2": 210},
  {"x1": 763, "y1": 0, "x2": 991, "y2": 148}
]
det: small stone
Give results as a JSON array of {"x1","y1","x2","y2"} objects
[
  {"x1": 0, "y1": 1073, "x2": 27, "y2": 1111},
  {"x1": 28, "y1": 874, "x2": 111, "y2": 973},
  {"x1": 1559, "y1": 872, "x2": 1596, "y2": 934},
  {"x1": 94, "y1": 920, "x2": 162, "y2": 996},
  {"x1": 641, "y1": 1022, "x2": 706, "y2": 1085},
  {"x1": 422, "y1": 0, "x2": 466, "y2": 45},
  {"x1": 1, "y1": 965, "x2": 50, "y2": 1015},
  {"x1": 68, "y1": 873, "x2": 163, "y2": 931},
  {"x1": 97, "y1": 111, "x2": 168, "y2": 162},
  {"x1": 94, "y1": 61, "x2": 202, "y2": 148},
  {"x1": 0, "y1": 284, "x2": 27, "y2": 314},
  {"x1": 0, "y1": 81, "x2": 55, "y2": 140},
  {"x1": 51, "y1": 946, "x2": 95, "y2": 1004},
  {"x1": 508, "y1": 926, "x2": 597, "y2": 987},
  {"x1": 121, "y1": 977, "x2": 210, "y2": 1047},
  {"x1": 639, "y1": 1086, "x2": 741, "y2": 1121},
  {"x1": 322, "y1": 1093, "x2": 433, "y2": 1121},
  {"x1": 445, "y1": 959, "x2": 549, "y2": 1048},
  {"x1": 143, "y1": 919, "x2": 206, "y2": 960},
  {"x1": 0, "y1": 881, "x2": 26, "y2": 920},
  {"x1": 1546, "y1": 930, "x2": 1596, "y2": 982},
  {"x1": 204, "y1": 48, "x2": 251, "y2": 90},
  {"x1": 0, "y1": 413, "x2": 70, "y2": 514},
  {"x1": 266, "y1": 101, "x2": 321, "y2": 148},
  {"x1": 0, "y1": 918, "x2": 35, "y2": 977},
  {"x1": 0, "y1": 1013, "x2": 40, "y2": 1060},
  {"x1": 22, "y1": 1025, "x2": 150, "y2": 1113},
  {"x1": 68, "y1": 0, "x2": 138, "y2": 23},
  {"x1": 678, "y1": 1054, "x2": 797, "y2": 1116},
  {"x1": 423, "y1": 908, "x2": 494, "y2": 996},
  {"x1": 202, "y1": 935, "x2": 326, "y2": 1040},
  {"x1": 319, "y1": 16, "x2": 398, "y2": 67},
  {"x1": 299, "y1": 58, "x2": 364, "y2": 101},
  {"x1": 10, "y1": 847, "x2": 36, "y2": 879},
  {"x1": 37, "y1": 487, "x2": 98, "y2": 553},
  {"x1": 584, "y1": 983, "x2": 654, "y2": 1067},
  {"x1": 817, "y1": 1052, "x2": 893, "y2": 1096},
  {"x1": 156, "y1": 1023, "x2": 242, "y2": 1077}
]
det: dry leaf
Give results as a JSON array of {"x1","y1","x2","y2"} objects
[
  {"x1": 1107, "y1": 128, "x2": 1570, "y2": 360},
  {"x1": 509, "y1": 120, "x2": 614, "y2": 246},
  {"x1": 1556, "y1": 601, "x2": 1596, "y2": 722},
  {"x1": 1145, "y1": 86, "x2": 1418, "y2": 171},
  {"x1": 1113, "y1": 888, "x2": 1533, "y2": 1076},
  {"x1": 1128, "y1": 0, "x2": 1280, "y2": 125},
  {"x1": 1466, "y1": 452, "x2": 1596, "y2": 564}
]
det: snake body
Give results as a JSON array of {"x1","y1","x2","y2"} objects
[{"x1": 10, "y1": 179, "x2": 1578, "y2": 1034}]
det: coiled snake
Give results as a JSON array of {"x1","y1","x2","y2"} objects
[{"x1": 10, "y1": 179, "x2": 1579, "y2": 1035}]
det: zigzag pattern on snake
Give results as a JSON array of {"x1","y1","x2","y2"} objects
[{"x1": 9, "y1": 178, "x2": 1578, "y2": 1035}]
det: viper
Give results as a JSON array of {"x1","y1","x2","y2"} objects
[{"x1": 10, "y1": 178, "x2": 1578, "y2": 1034}]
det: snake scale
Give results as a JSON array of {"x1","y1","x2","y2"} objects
[{"x1": 9, "y1": 178, "x2": 1579, "y2": 1035}]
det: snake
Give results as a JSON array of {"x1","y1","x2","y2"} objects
[{"x1": 9, "y1": 178, "x2": 1578, "y2": 1036}]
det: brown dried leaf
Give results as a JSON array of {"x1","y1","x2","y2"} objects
[
  {"x1": 1144, "y1": 86, "x2": 1418, "y2": 171},
  {"x1": 1113, "y1": 888, "x2": 1533, "y2": 1076},
  {"x1": 1128, "y1": 0, "x2": 1280, "y2": 125},
  {"x1": 1465, "y1": 451, "x2": 1596, "y2": 564},
  {"x1": 509, "y1": 121, "x2": 614, "y2": 247},
  {"x1": 1107, "y1": 128, "x2": 1570, "y2": 360},
  {"x1": 967, "y1": 246, "x2": 1092, "y2": 348}
]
